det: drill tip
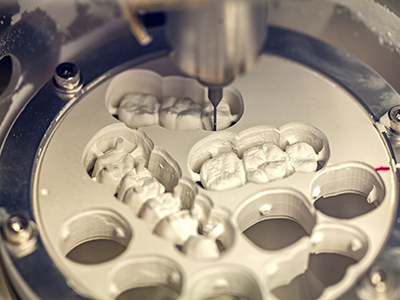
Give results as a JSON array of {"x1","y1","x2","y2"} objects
[
  {"x1": 208, "y1": 86, "x2": 223, "y2": 132},
  {"x1": 213, "y1": 107, "x2": 217, "y2": 131}
]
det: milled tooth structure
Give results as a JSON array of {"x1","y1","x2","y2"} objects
[
  {"x1": 117, "y1": 93, "x2": 160, "y2": 129},
  {"x1": 92, "y1": 138, "x2": 135, "y2": 193},
  {"x1": 286, "y1": 142, "x2": 318, "y2": 173},
  {"x1": 159, "y1": 96, "x2": 204, "y2": 130},
  {"x1": 202, "y1": 101, "x2": 235, "y2": 131},
  {"x1": 243, "y1": 142, "x2": 289, "y2": 183},
  {"x1": 200, "y1": 152, "x2": 247, "y2": 191}
]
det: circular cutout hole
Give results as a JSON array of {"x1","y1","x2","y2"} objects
[
  {"x1": 314, "y1": 193, "x2": 376, "y2": 219},
  {"x1": 116, "y1": 286, "x2": 180, "y2": 300},
  {"x1": 269, "y1": 224, "x2": 368, "y2": 300},
  {"x1": 237, "y1": 189, "x2": 316, "y2": 251},
  {"x1": 188, "y1": 267, "x2": 262, "y2": 300},
  {"x1": 271, "y1": 252, "x2": 360, "y2": 300},
  {"x1": 244, "y1": 219, "x2": 309, "y2": 251},
  {"x1": 58, "y1": 210, "x2": 132, "y2": 265},
  {"x1": 107, "y1": 256, "x2": 183, "y2": 300},
  {"x1": 66, "y1": 239, "x2": 127, "y2": 265},
  {"x1": 0, "y1": 54, "x2": 20, "y2": 100},
  {"x1": 311, "y1": 162, "x2": 385, "y2": 219},
  {"x1": 0, "y1": 55, "x2": 12, "y2": 96},
  {"x1": 272, "y1": 254, "x2": 360, "y2": 300}
]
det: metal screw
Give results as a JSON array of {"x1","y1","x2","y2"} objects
[
  {"x1": 259, "y1": 204, "x2": 272, "y2": 216},
  {"x1": 369, "y1": 266, "x2": 389, "y2": 293},
  {"x1": 395, "y1": 110, "x2": 400, "y2": 121},
  {"x1": 3, "y1": 214, "x2": 34, "y2": 245},
  {"x1": 53, "y1": 62, "x2": 82, "y2": 93},
  {"x1": 388, "y1": 105, "x2": 400, "y2": 133},
  {"x1": 357, "y1": 264, "x2": 397, "y2": 299}
]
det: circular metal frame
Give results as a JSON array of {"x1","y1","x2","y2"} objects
[{"x1": 0, "y1": 25, "x2": 399, "y2": 299}]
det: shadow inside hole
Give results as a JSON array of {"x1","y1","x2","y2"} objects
[
  {"x1": 66, "y1": 239, "x2": 127, "y2": 265},
  {"x1": 314, "y1": 193, "x2": 378, "y2": 219},
  {"x1": 272, "y1": 253, "x2": 358, "y2": 300},
  {"x1": 0, "y1": 56, "x2": 12, "y2": 96},
  {"x1": 243, "y1": 219, "x2": 308, "y2": 251},
  {"x1": 175, "y1": 237, "x2": 226, "y2": 256},
  {"x1": 196, "y1": 181, "x2": 204, "y2": 188},
  {"x1": 87, "y1": 166, "x2": 94, "y2": 177},
  {"x1": 116, "y1": 285, "x2": 180, "y2": 300}
]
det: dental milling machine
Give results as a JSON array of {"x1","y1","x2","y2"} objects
[
  {"x1": 2, "y1": 0, "x2": 400, "y2": 300},
  {"x1": 120, "y1": 0, "x2": 267, "y2": 130}
]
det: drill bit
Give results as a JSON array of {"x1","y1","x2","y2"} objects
[{"x1": 208, "y1": 86, "x2": 223, "y2": 131}]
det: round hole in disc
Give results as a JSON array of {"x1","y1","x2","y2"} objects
[
  {"x1": 272, "y1": 253, "x2": 358, "y2": 300},
  {"x1": 0, "y1": 54, "x2": 20, "y2": 102},
  {"x1": 314, "y1": 193, "x2": 378, "y2": 219},
  {"x1": 308, "y1": 253, "x2": 358, "y2": 287},
  {"x1": 116, "y1": 285, "x2": 180, "y2": 300},
  {"x1": 59, "y1": 210, "x2": 132, "y2": 265},
  {"x1": 310, "y1": 162, "x2": 385, "y2": 219},
  {"x1": 66, "y1": 239, "x2": 127, "y2": 265},
  {"x1": 0, "y1": 55, "x2": 12, "y2": 96},
  {"x1": 108, "y1": 257, "x2": 183, "y2": 300},
  {"x1": 188, "y1": 267, "x2": 262, "y2": 300},
  {"x1": 243, "y1": 218, "x2": 308, "y2": 251}
]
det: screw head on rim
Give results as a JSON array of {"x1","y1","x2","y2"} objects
[
  {"x1": 3, "y1": 214, "x2": 33, "y2": 245},
  {"x1": 388, "y1": 105, "x2": 400, "y2": 134},
  {"x1": 2, "y1": 214, "x2": 38, "y2": 258},
  {"x1": 53, "y1": 62, "x2": 82, "y2": 94}
]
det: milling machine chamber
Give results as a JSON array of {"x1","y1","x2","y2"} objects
[{"x1": 1, "y1": 1, "x2": 400, "y2": 299}]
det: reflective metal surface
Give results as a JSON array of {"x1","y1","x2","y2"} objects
[
  {"x1": 166, "y1": 0, "x2": 267, "y2": 85},
  {"x1": 2, "y1": 0, "x2": 400, "y2": 299},
  {"x1": 1, "y1": 23, "x2": 400, "y2": 299}
]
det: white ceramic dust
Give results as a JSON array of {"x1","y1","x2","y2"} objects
[
  {"x1": 286, "y1": 142, "x2": 318, "y2": 172},
  {"x1": 243, "y1": 142, "x2": 289, "y2": 183},
  {"x1": 153, "y1": 210, "x2": 199, "y2": 245},
  {"x1": 202, "y1": 101, "x2": 234, "y2": 131},
  {"x1": 182, "y1": 217, "x2": 227, "y2": 259},
  {"x1": 117, "y1": 93, "x2": 160, "y2": 128},
  {"x1": 140, "y1": 192, "x2": 182, "y2": 231},
  {"x1": 191, "y1": 196, "x2": 214, "y2": 226},
  {"x1": 159, "y1": 96, "x2": 203, "y2": 130},
  {"x1": 117, "y1": 159, "x2": 165, "y2": 215},
  {"x1": 182, "y1": 235, "x2": 220, "y2": 259},
  {"x1": 92, "y1": 138, "x2": 134, "y2": 193},
  {"x1": 200, "y1": 152, "x2": 246, "y2": 191}
]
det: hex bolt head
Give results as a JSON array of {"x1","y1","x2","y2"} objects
[
  {"x1": 3, "y1": 214, "x2": 34, "y2": 245},
  {"x1": 388, "y1": 105, "x2": 400, "y2": 134},
  {"x1": 53, "y1": 62, "x2": 82, "y2": 93}
]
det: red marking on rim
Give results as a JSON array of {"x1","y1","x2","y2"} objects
[{"x1": 375, "y1": 166, "x2": 390, "y2": 172}]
